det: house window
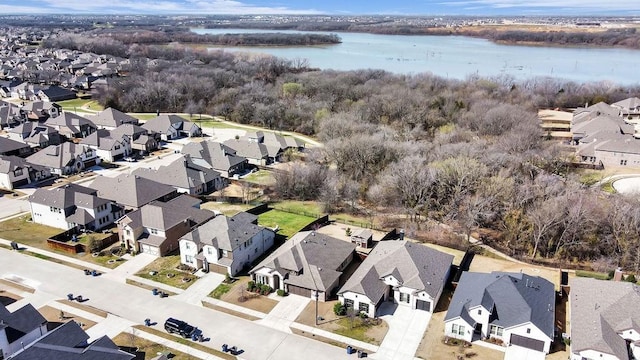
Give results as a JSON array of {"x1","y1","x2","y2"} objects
[
  {"x1": 185, "y1": 255, "x2": 194, "y2": 264},
  {"x1": 150, "y1": 228, "x2": 158, "y2": 235},
  {"x1": 452, "y1": 324, "x2": 465, "y2": 336},
  {"x1": 185, "y1": 242, "x2": 191, "y2": 250},
  {"x1": 125, "y1": 229, "x2": 130, "y2": 235},
  {"x1": 207, "y1": 247, "x2": 212, "y2": 255},
  {"x1": 344, "y1": 298, "x2": 354, "y2": 310},
  {"x1": 399, "y1": 292, "x2": 410, "y2": 303},
  {"x1": 490, "y1": 325, "x2": 503, "y2": 337},
  {"x1": 222, "y1": 249, "x2": 228, "y2": 257},
  {"x1": 621, "y1": 159, "x2": 628, "y2": 166},
  {"x1": 14, "y1": 168, "x2": 22, "y2": 176},
  {"x1": 359, "y1": 302, "x2": 369, "y2": 314},
  {"x1": 477, "y1": 310, "x2": 481, "y2": 315},
  {"x1": 527, "y1": 328, "x2": 531, "y2": 334}
]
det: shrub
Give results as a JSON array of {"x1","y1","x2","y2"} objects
[
  {"x1": 359, "y1": 312, "x2": 368, "y2": 319},
  {"x1": 345, "y1": 227, "x2": 352, "y2": 236},
  {"x1": 276, "y1": 289, "x2": 286, "y2": 296},
  {"x1": 87, "y1": 237, "x2": 101, "y2": 253},
  {"x1": 333, "y1": 302, "x2": 346, "y2": 316},
  {"x1": 247, "y1": 281, "x2": 255, "y2": 291},
  {"x1": 626, "y1": 274, "x2": 637, "y2": 283},
  {"x1": 225, "y1": 273, "x2": 232, "y2": 283},
  {"x1": 259, "y1": 284, "x2": 272, "y2": 295}
]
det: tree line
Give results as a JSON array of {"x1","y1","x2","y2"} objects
[{"x1": 41, "y1": 30, "x2": 640, "y2": 272}]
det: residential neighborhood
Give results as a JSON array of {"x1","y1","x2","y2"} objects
[{"x1": 3, "y1": 15, "x2": 640, "y2": 360}]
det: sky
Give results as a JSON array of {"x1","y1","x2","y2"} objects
[{"x1": 0, "y1": 0, "x2": 638, "y2": 16}]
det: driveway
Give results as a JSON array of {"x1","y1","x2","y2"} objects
[
  {"x1": 0, "y1": 248, "x2": 356, "y2": 360},
  {"x1": 371, "y1": 302, "x2": 431, "y2": 360},
  {"x1": 256, "y1": 294, "x2": 310, "y2": 333},
  {"x1": 102, "y1": 253, "x2": 157, "y2": 282},
  {"x1": 172, "y1": 272, "x2": 225, "y2": 305},
  {"x1": 504, "y1": 345, "x2": 546, "y2": 360}
]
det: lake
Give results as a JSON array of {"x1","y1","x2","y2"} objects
[{"x1": 192, "y1": 28, "x2": 640, "y2": 86}]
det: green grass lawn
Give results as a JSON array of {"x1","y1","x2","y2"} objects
[
  {"x1": 135, "y1": 255, "x2": 197, "y2": 290},
  {"x1": 210, "y1": 283, "x2": 231, "y2": 299},
  {"x1": 257, "y1": 209, "x2": 316, "y2": 239},
  {"x1": 243, "y1": 170, "x2": 275, "y2": 186},
  {"x1": 575, "y1": 270, "x2": 610, "y2": 280},
  {"x1": 57, "y1": 99, "x2": 103, "y2": 111},
  {"x1": 270, "y1": 200, "x2": 379, "y2": 229},
  {"x1": 113, "y1": 332, "x2": 192, "y2": 360}
]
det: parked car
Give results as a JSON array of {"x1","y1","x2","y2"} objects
[{"x1": 164, "y1": 318, "x2": 196, "y2": 338}]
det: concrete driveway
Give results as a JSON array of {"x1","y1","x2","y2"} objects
[
  {"x1": 371, "y1": 302, "x2": 431, "y2": 360},
  {"x1": 256, "y1": 294, "x2": 310, "y2": 333},
  {"x1": 0, "y1": 248, "x2": 357, "y2": 360},
  {"x1": 504, "y1": 345, "x2": 546, "y2": 360}
]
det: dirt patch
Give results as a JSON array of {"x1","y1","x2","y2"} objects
[
  {"x1": 219, "y1": 276, "x2": 278, "y2": 314},
  {"x1": 295, "y1": 300, "x2": 388, "y2": 346},
  {"x1": 56, "y1": 299, "x2": 108, "y2": 318},
  {"x1": 113, "y1": 332, "x2": 191, "y2": 360},
  {"x1": 38, "y1": 305, "x2": 97, "y2": 329}
]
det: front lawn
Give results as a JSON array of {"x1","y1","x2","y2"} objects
[
  {"x1": 113, "y1": 332, "x2": 191, "y2": 360},
  {"x1": 214, "y1": 276, "x2": 278, "y2": 314},
  {"x1": 257, "y1": 209, "x2": 316, "y2": 239},
  {"x1": 211, "y1": 283, "x2": 231, "y2": 299},
  {"x1": 132, "y1": 326, "x2": 236, "y2": 360},
  {"x1": 135, "y1": 255, "x2": 197, "y2": 290}
]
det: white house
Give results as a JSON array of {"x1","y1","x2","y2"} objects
[
  {"x1": 444, "y1": 272, "x2": 555, "y2": 357},
  {"x1": 250, "y1": 231, "x2": 356, "y2": 301},
  {"x1": 80, "y1": 129, "x2": 131, "y2": 162},
  {"x1": 141, "y1": 114, "x2": 200, "y2": 141},
  {"x1": 0, "y1": 303, "x2": 48, "y2": 360},
  {"x1": 570, "y1": 277, "x2": 640, "y2": 360},
  {"x1": 29, "y1": 183, "x2": 123, "y2": 231},
  {"x1": 179, "y1": 212, "x2": 274, "y2": 276},
  {"x1": 338, "y1": 240, "x2": 453, "y2": 318},
  {"x1": 0, "y1": 155, "x2": 50, "y2": 190},
  {"x1": 26, "y1": 143, "x2": 100, "y2": 176}
]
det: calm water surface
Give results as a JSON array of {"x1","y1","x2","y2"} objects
[{"x1": 193, "y1": 28, "x2": 640, "y2": 85}]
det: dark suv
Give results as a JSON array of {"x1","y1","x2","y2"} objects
[{"x1": 164, "y1": 318, "x2": 196, "y2": 338}]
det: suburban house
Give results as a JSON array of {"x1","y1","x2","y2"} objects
[
  {"x1": 29, "y1": 183, "x2": 123, "y2": 231},
  {"x1": 88, "y1": 174, "x2": 178, "y2": 210},
  {"x1": 0, "y1": 303, "x2": 48, "y2": 360},
  {"x1": 80, "y1": 129, "x2": 132, "y2": 162},
  {"x1": 45, "y1": 112, "x2": 97, "y2": 139},
  {"x1": 37, "y1": 85, "x2": 76, "y2": 102},
  {"x1": 223, "y1": 138, "x2": 269, "y2": 166},
  {"x1": 571, "y1": 98, "x2": 640, "y2": 168},
  {"x1": 20, "y1": 101, "x2": 62, "y2": 121},
  {"x1": 0, "y1": 136, "x2": 32, "y2": 157},
  {"x1": 182, "y1": 140, "x2": 247, "y2": 178},
  {"x1": 0, "y1": 155, "x2": 51, "y2": 190},
  {"x1": 338, "y1": 240, "x2": 453, "y2": 318},
  {"x1": 250, "y1": 231, "x2": 356, "y2": 301},
  {"x1": 179, "y1": 212, "x2": 275, "y2": 276},
  {"x1": 109, "y1": 123, "x2": 159, "y2": 155},
  {"x1": 570, "y1": 277, "x2": 640, "y2": 360},
  {"x1": 26, "y1": 142, "x2": 99, "y2": 175},
  {"x1": 244, "y1": 130, "x2": 305, "y2": 162},
  {"x1": 132, "y1": 155, "x2": 223, "y2": 195},
  {"x1": 86, "y1": 107, "x2": 139, "y2": 130},
  {"x1": 0, "y1": 102, "x2": 22, "y2": 128},
  {"x1": 8, "y1": 321, "x2": 134, "y2": 360},
  {"x1": 141, "y1": 114, "x2": 201, "y2": 141},
  {"x1": 116, "y1": 194, "x2": 214, "y2": 256},
  {"x1": 444, "y1": 272, "x2": 555, "y2": 358},
  {"x1": 6, "y1": 122, "x2": 61, "y2": 149}
]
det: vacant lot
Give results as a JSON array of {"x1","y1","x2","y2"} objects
[
  {"x1": 257, "y1": 209, "x2": 316, "y2": 238},
  {"x1": 136, "y1": 256, "x2": 196, "y2": 290}
]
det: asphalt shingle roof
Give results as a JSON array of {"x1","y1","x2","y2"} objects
[{"x1": 88, "y1": 174, "x2": 176, "y2": 208}]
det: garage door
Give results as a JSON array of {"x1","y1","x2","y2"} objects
[
  {"x1": 510, "y1": 334, "x2": 545, "y2": 351},
  {"x1": 416, "y1": 299, "x2": 431, "y2": 312},
  {"x1": 287, "y1": 285, "x2": 311, "y2": 297},
  {"x1": 140, "y1": 244, "x2": 159, "y2": 256}
]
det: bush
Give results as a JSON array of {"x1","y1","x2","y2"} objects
[
  {"x1": 247, "y1": 281, "x2": 255, "y2": 291},
  {"x1": 87, "y1": 237, "x2": 101, "y2": 253},
  {"x1": 259, "y1": 284, "x2": 272, "y2": 295},
  {"x1": 276, "y1": 289, "x2": 286, "y2": 296},
  {"x1": 359, "y1": 312, "x2": 368, "y2": 319},
  {"x1": 333, "y1": 302, "x2": 346, "y2": 316},
  {"x1": 626, "y1": 274, "x2": 637, "y2": 283}
]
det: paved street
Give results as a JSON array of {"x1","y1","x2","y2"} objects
[{"x1": 0, "y1": 247, "x2": 361, "y2": 360}]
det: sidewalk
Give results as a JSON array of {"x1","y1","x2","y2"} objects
[
  {"x1": 290, "y1": 322, "x2": 379, "y2": 353},
  {"x1": 102, "y1": 253, "x2": 156, "y2": 283},
  {"x1": 201, "y1": 297, "x2": 267, "y2": 319},
  {"x1": 127, "y1": 275, "x2": 184, "y2": 294},
  {"x1": 0, "y1": 238, "x2": 112, "y2": 274}
]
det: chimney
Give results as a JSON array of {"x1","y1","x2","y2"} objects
[{"x1": 613, "y1": 267, "x2": 624, "y2": 282}]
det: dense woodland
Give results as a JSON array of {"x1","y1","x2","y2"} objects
[{"x1": 42, "y1": 31, "x2": 640, "y2": 273}]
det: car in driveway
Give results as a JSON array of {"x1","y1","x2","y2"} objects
[{"x1": 164, "y1": 317, "x2": 196, "y2": 338}]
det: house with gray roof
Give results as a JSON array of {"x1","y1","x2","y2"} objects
[
  {"x1": 179, "y1": 212, "x2": 275, "y2": 275},
  {"x1": 0, "y1": 303, "x2": 48, "y2": 359},
  {"x1": 80, "y1": 129, "x2": 131, "y2": 162},
  {"x1": 570, "y1": 277, "x2": 640, "y2": 360},
  {"x1": 86, "y1": 107, "x2": 139, "y2": 130},
  {"x1": 19, "y1": 101, "x2": 61, "y2": 121},
  {"x1": 45, "y1": 112, "x2": 96, "y2": 139},
  {"x1": 109, "y1": 123, "x2": 158, "y2": 155},
  {"x1": 612, "y1": 97, "x2": 640, "y2": 120},
  {"x1": 0, "y1": 155, "x2": 50, "y2": 190},
  {"x1": 29, "y1": 183, "x2": 123, "y2": 231},
  {"x1": 141, "y1": 114, "x2": 201, "y2": 141},
  {"x1": 338, "y1": 240, "x2": 452, "y2": 318},
  {"x1": 223, "y1": 138, "x2": 269, "y2": 166},
  {"x1": 116, "y1": 194, "x2": 214, "y2": 256},
  {"x1": 132, "y1": 155, "x2": 223, "y2": 195},
  {"x1": 26, "y1": 142, "x2": 99, "y2": 175},
  {"x1": 244, "y1": 131, "x2": 305, "y2": 162},
  {"x1": 250, "y1": 231, "x2": 356, "y2": 301},
  {"x1": 9, "y1": 320, "x2": 134, "y2": 360},
  {"x1": 0, "y1": 136, "x2": 32, "y2": 157},
  {"x1": 7, "y1": 122, "x2": 61, "y2": 149},
  {"x1": 444, "y1": 272, "x2": 555, "y2": 356},
  {"x1": 37, "y1": 85, "x2": 76, "y2": 102},
  {"x1": 88, "y1": 174, "x2": 178, "y2": 210},
  {"x1": 0, "y1": 102, "x2": 22, "y2": 128},
  {"x1": 182, "y1": 140, "x2": 247, "y2": 178}
]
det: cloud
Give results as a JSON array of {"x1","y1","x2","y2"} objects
[
  {"x1": 440, "y1": 0, "x2": 640, "y2": 11},
  {"x1": 19, "y1": 0, "x2": 321, "y2": 14}
]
